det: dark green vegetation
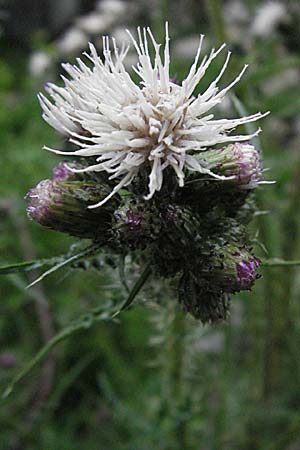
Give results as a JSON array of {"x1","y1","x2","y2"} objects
[{"x1": 1, "y1": 1, "x2": 300, "y2": 449}]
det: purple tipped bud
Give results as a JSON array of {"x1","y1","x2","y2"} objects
[
  {"x1": 26, "y1": 162, "x2": 118, "y2": 239},
  {"x1": 236, "y1": 256, "x2": 261, "y2": 289},
  {"x1": 113, "y1": 201, "x2": 161, "y2": 249},
  {"x1": 114, "y1": 206, "x2": 146, "y2": 238},
  {"x1": 26, "y1": 180, "x2": 55, "y2": 223},
  {"x1": 203, "y1": 143, "x2": 262, "y2": 189},
  {"x1": 209, "y1": 246, "x2": 261, "y2": 292},
  {"x1": 125, "y1": 210, "x2": 144, "y2": 232},
  {"x1": 193, "y1": 243, "x2": 261, "y2": 294}
]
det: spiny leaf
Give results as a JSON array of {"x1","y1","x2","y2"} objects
[
  {"x1": 0, "y1": 242, "x2": 102, "y2": 278},
  {"x1": 26, "y1": 242, "x2": 102, "y2": 288},
  {"x1": 0, "y1": 257, "x2": 63, "y2": 275}
]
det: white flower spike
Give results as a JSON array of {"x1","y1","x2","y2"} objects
[{"x1": 39, "y1": 23, "x2": 268, "y2": 208}]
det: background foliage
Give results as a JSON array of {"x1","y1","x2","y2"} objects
[{"x1": 1, "y1": 0, "x2": 300, "y2": 449}]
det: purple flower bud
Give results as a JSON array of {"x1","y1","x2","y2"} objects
[
  {"x1": 202, "y1": 143, "x2": 262, "y2": 189},
  {"x1": 25, "y1": 162, "x2": 118, "y2": 239},
  {"x1": 113, "y1": 205, "x2": 147, "y2": 248},
  {"x1": 194, "y1": 244, "x2": 261, "y2": 293},
  {"x1": 113, "y1": 201, "x2": 161, "y2": 250},
  {"x1": 125, "y1": 210, "x2": 144, "y2": 232},
  {"x1": 26, "y1": 180, "x2": 54, "y2": 224},
  {"x1": 217, "y1": 248, "x2": 261, "y2": 292},
  {"x1": 236, "y1": 256, "x2": 261, "y2": 289}
]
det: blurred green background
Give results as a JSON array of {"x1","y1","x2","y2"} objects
[{"x1": 1, "y1": 0, "x2": 300, "y2": 449}]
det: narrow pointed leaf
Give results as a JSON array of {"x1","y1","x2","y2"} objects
[
  {"x1": 0, "y1": 257, "x2": 63, "y2": 275},
  {"x1": 26, "y1": 242, "x2": 102, "y2": 288},
  {"x1": 112, "y1": 263, "x2": 152, "y2": 317},
  {"x1": 3, "y1": 302, "x2": 118, "y2": 398}
]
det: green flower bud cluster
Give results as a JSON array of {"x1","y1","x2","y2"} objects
[{"x1": 26, "y1": 142, "x2": 264, "y2": 324}]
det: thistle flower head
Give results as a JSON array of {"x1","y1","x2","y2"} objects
[{"x1": 39, "y1": 23, "x2": 268, "y2": 208}]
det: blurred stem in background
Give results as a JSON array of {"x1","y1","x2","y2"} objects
[
  {"x1": 256, "y1": 194, "x2": 281, "y2": 399},
  {"x1": 156, "y1": 293, "x2": 188, "y2": 449},
  {"x1": 152, "y1": 0, "x2": 169, "y2": 41},
  {"x1": 6, "y1": 200, "x2": 56, "y2": 421},
  {"x1": 205, "y1": 0, "x2": 228, "y2": 44},
  {"x1": 205, "y1": 0, "x2": 300, "y2": 444},
  {"x1": 280, "y1": 162, "x2": 300, "y2": 384},
  {"x1": 167, "y1": 302, "x2": 187, "y2": 449}
]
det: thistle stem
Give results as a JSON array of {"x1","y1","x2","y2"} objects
[
  {"x1": 205, "y1": 0, "x2": 228, "y2": 44},
  {"x1": 261, "y1": 258, "x2": 300, "y2": 267}
]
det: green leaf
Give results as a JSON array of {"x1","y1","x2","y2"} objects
[{"x1": 112, "y1": 263, "x2": 152, "y2": 317}]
